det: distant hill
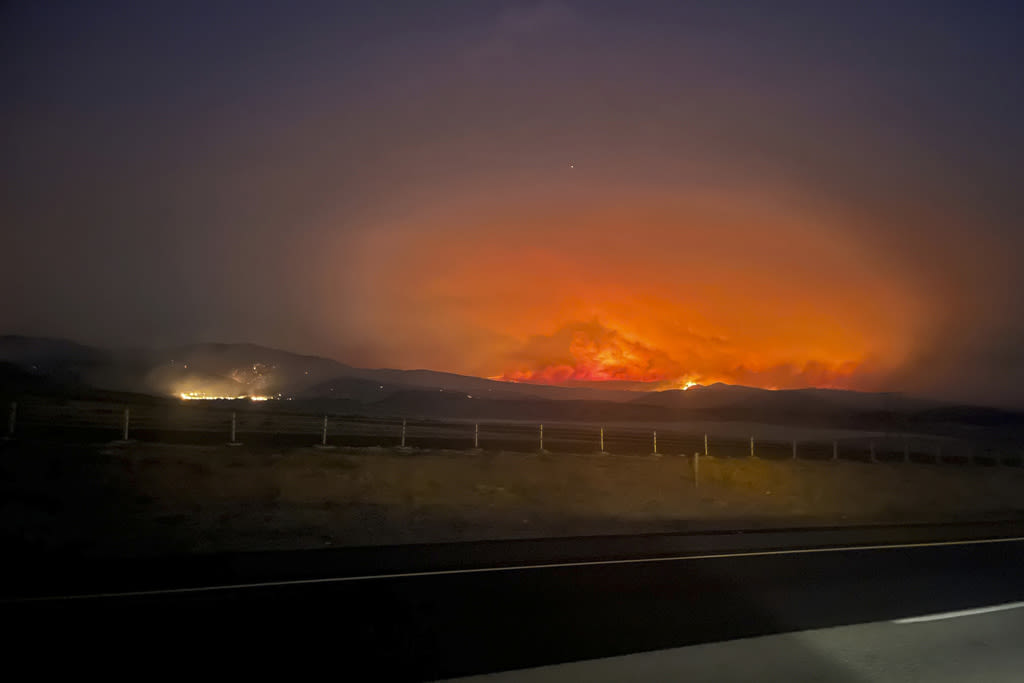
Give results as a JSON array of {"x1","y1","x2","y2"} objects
[
  {"x1": 0, "y1": 335, "x2": 110, "y2": 386},
  {"x1": 635, "y1": 383, "x2": 938, "y2": 417},
  {"x1": 0, "y1": 361, "x2": 71, "y2": 395},
  {"x1": 0, "y1": 336, "x2": 642, "y2": 403},
  {"x1": 360, "y1": 389, "x2": 669, "y2": 422},
  {"x1": 0, "y1": 335, "x2": 108, "y2": 367},
  {"x1": 307, "y1": 367, "x2": 639, "y2": 402},
  {"x1": 632, "y1": 383, "x2": 768, "y2": 410},
  {"x1": 2, "y1": 335, "x2": 1023, "y2": 436}
]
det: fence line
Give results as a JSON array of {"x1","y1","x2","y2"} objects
[{"x1": 1, "y1": 395, "x2": 1019, "y2": 466}]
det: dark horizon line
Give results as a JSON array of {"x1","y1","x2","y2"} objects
[{"x1": 0, "y1": 331, "x2": 946, "y2": 401}]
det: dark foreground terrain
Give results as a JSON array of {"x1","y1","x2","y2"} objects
[
  {"x1": 6, "y1": 523, "x2": 1024, "y2": 680},
  {"x1": 4, "y1": 439, "x2": 1024, "y2": 556}
]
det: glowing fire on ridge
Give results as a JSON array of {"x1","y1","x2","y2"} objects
[
  {"x1": 179, "y1": 391, "x2": 274, "y2": 402},
  {"x1": 490, "y1": 320, "x2": 865, "y2": 390},
  {"x1": 493, "y1": 322, "x2": 683, "y2": 385}
]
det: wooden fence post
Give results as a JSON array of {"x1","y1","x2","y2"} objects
[
  {"x1": 314, "y1": 414, "x2": 336, "y2": 449},
  {"x1": 121, "y1": 407, "x2": 130, "y2": 441},
  {"x1": 227, "y1": 411, "x2": 242, "y2": 446}
]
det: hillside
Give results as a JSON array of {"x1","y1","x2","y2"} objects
[{"x1": 2, "y1": 335, "x2": 1024, "y2": 437}]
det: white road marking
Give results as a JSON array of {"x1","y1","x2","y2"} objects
[
  {"x1": 7, "y1": 534, "x2": 1024, "y2": 604},
  {"x1": 894, "y1": 601, "x2": 1024, "y2": 623}
]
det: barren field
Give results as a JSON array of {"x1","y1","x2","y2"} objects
[{"x1": 3, "y1": 439, "x2": 1024, "y2": 557}]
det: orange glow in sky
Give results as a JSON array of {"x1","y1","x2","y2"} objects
[
  {"x1": 322, "y1": 183, "x2": 925, "y2": 392},
  {"x1": 8, "y1": 2, "x2": 1020, "y2": 406}
]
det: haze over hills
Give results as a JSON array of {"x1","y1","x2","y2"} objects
[
  {"x1": 1, "y1": 335, "x2": 1022, "y2": 437},
  {"x1": 0, "y1": 335, "x2": 643, "y2": 403}
]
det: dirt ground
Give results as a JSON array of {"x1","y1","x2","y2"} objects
[{"x1": 2, "y1": 441, "x2": 1024, "y2": 557}]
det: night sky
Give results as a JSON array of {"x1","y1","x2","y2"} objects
[{"x1": 3, "y1": 1, "x2": 1024, "y2": 405}]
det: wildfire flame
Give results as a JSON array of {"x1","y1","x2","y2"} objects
[
  {"x1": 179, "y1": 391, "x2": 274, "y2": 402},
  {"x1": 493, "y1": 320, "x2": 862, "y2": 390},
  {"x1": 495, "y1": 322, "x2": 682, "y2": 385}
]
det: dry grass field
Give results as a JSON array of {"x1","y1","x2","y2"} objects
[{"x1": 3, "y1": 440, "x2": 1023, "y2": 557}]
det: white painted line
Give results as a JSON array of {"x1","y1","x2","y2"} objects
[
  {"x1": 894, "y1": 601, "x2": 1024, "y2": 623},
  {"x1": 7, "y1": 535, "x2": 1024, "y2": 605}
]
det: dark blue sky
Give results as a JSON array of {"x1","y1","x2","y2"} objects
[{"x1": 3, "y1": 1, "x2": 1024, "y2": 405}]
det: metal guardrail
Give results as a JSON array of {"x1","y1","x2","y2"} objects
[{"x1": 1, "y1": 397, "x2": 1017, "y2": 465}]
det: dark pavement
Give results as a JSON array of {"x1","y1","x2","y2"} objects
[{"x1": 6, "y1": 521, "x2": 1024, "y2": 680}]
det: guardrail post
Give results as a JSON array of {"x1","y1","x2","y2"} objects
[
  {"x1": 401, "y1": 418, "x2": 407, "y2": 448},
  {"x1": 750, "y1": 436, "x2": 755, "y2": 458},
  {"x1": 4, "y1": 401, "x2": 15, "y2": 439},
  {"x1": 600, "y1": 427, "x2": 604, "y2": 453},
  {"x1": 693, "y1": 451, "x2": 699, "y2": 486},
  {"x1": 704, "y1": 433, "x2": 708, "y2": 456},
  {"x1": 652, "y1": 430, "x2": 659, "y2": 456},
  {"x1": 122, "y1": 407, "x2": 130, "y2": 441},
  {"x1": 539, "y1": 424, "x2": 546, "y2": 453},
  {"x1": 474, "y1": 422, "x2": 479, "y2": 449}
]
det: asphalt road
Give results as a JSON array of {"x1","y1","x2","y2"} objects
[{"x1": 6, "y1": 521, "x2": 1024, "y2": 680}]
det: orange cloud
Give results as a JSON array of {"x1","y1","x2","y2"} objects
[{"x1": 322, "y1": 183, "x2": 924, "y2": 392}]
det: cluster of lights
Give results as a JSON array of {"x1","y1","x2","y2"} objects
[{"x1": 178, "y1": 391, "x2": 276, "y2": 402}]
